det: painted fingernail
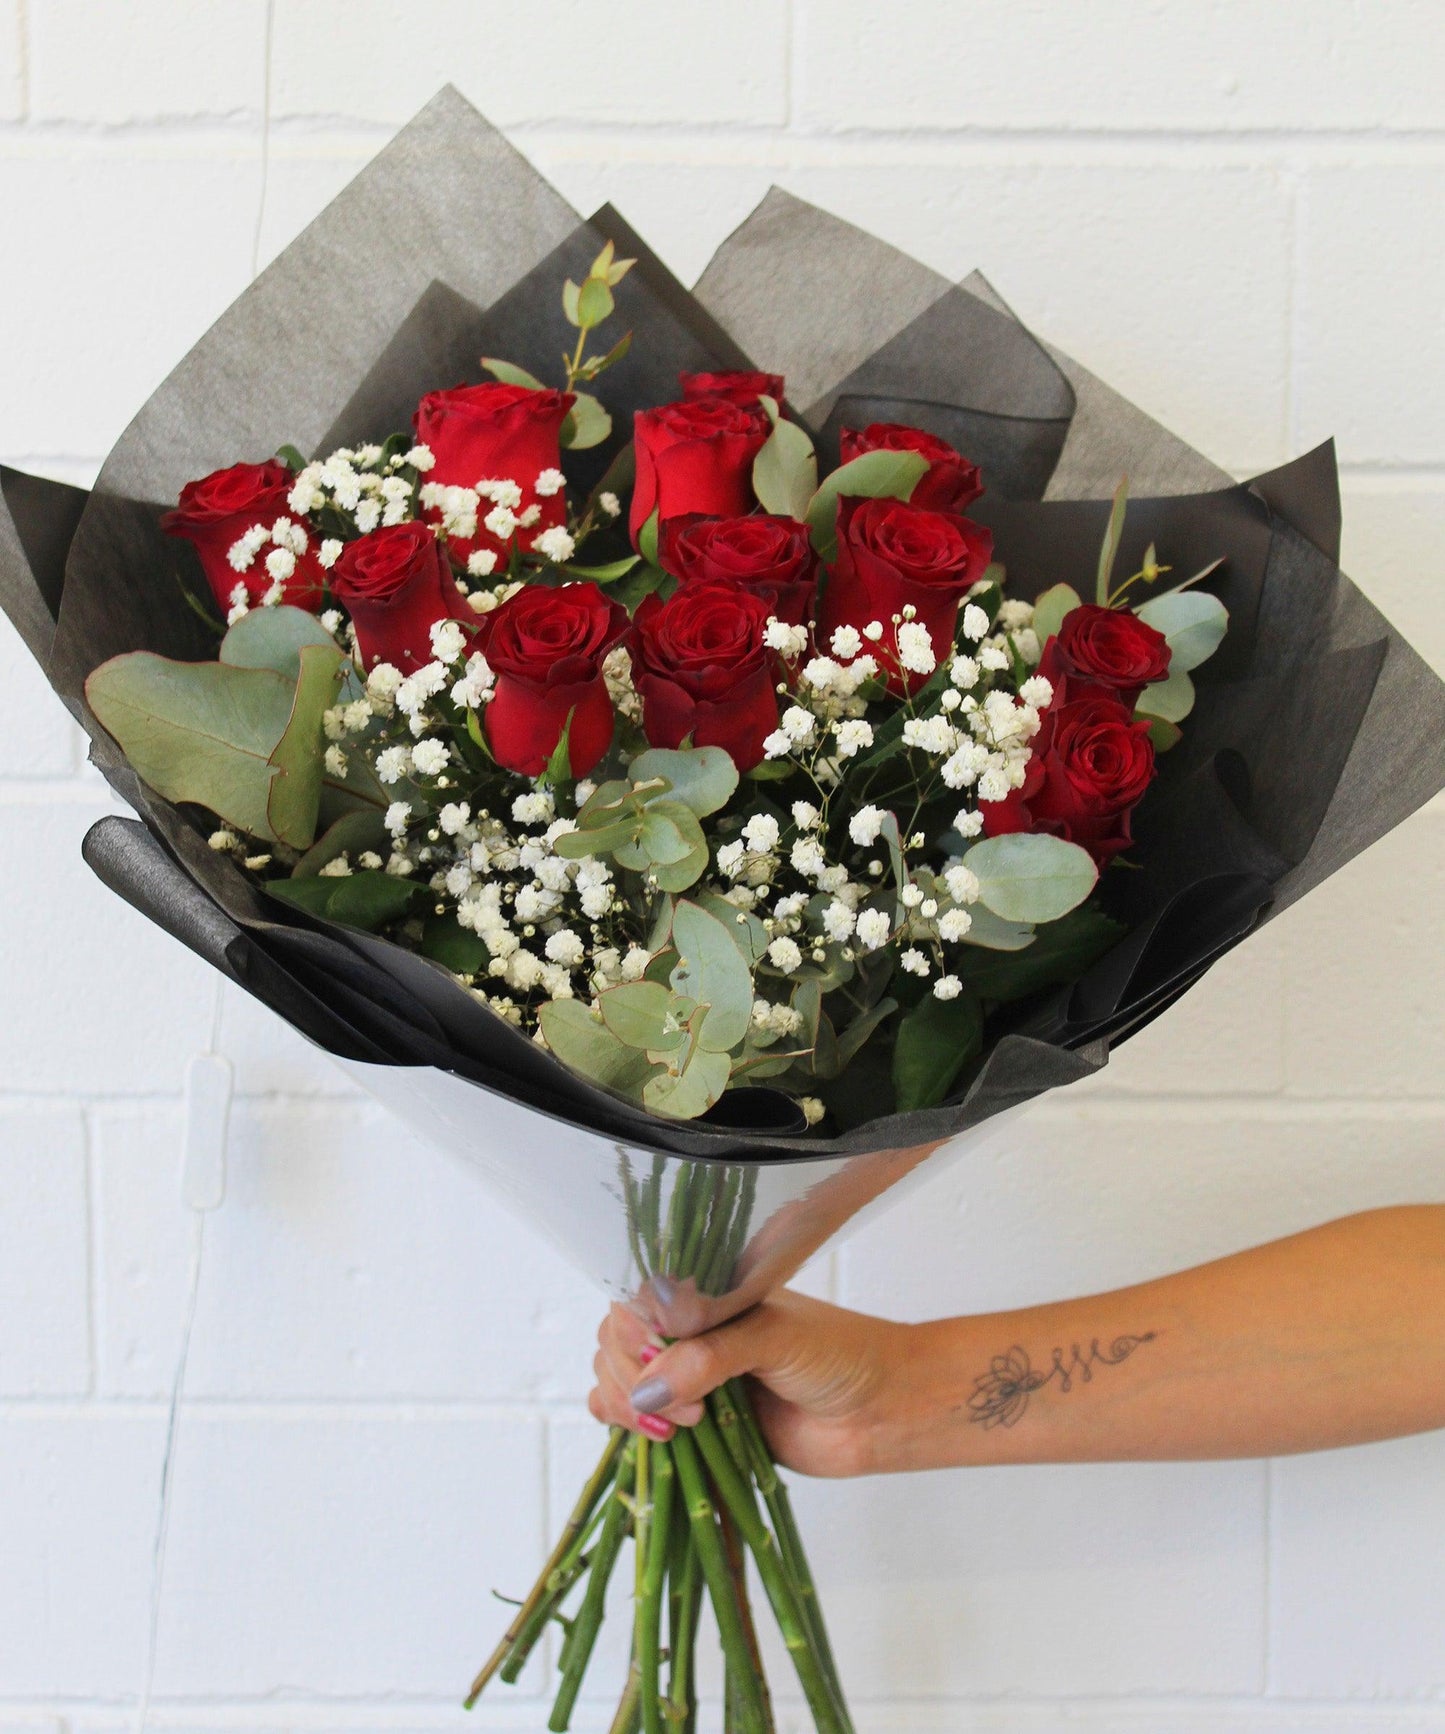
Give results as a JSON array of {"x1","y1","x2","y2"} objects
[
  {"x1": 636, "y1": 1412, "x2": 674, "y2": 1441},
  {"x1": 630, "y1": 1374, "x2": 674, "y2": 1414},
  {"x1": 639, "y1": 1344, "x2": 659, "y2": 1366}
]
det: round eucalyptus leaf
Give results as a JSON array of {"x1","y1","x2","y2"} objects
[
  {"x1": 1135, "y1": 666, "x2": 1196, "y2": 723},
  {"x1": 966, "y1": 833, "x2": 1099, "y2": 924},
  {"x1": 670, "y1": 899, "x2": 755, "y2": 1053},
  {"x1": 1135, "y1": 590, "x2": 1229, "y2": 673},
  {"x1": 628, "y1": 745, "x2": 739, "y2": 817}
]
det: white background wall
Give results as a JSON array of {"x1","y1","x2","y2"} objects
[{"x1": 2, "y1": 3, "x2": 1444, "y2": 1730}]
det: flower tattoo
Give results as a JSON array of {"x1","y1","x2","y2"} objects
[{"x1": 967, "y1": 1333, "x2": 1157, "y2": 1429}]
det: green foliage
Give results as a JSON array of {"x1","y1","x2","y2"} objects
[
  {"x1": 751, "y1": 397, "x2": 818, "y2": 520},
  {"x1": 1096, "y1": 476, "x2": 1129, "y2": 605},
  {"x1": 966, "y1": 833, "x2": 1099, "y2": 924},
  {"x1": 539, "y1": 999, "x2": 656, "y2": 1098},
  {"x1": 264, "y1": 868, "x2": 424, "y2": 930},
  {"x1": 561, "y1": 392, "x2": 612, "y2": 450},
  {"x1": 1030, "y1": 581, "x2": 1082, "y2": 645},
  {"x1": 554, "y1": 745, "x2": 735, "y2": 892},
  {"x1": 292, "y1": 807, "x2": 388, "y2": 877},
  {"x1": 958, "y1": 902, "x2": 1037, "y2": 951},
  {"x1": 958, "y1": 905, "x2": 1124, "y2": 1002},
  {"x1": 1135, "y1": 589, "x2": 1229, "y2": 674},
  {"x1": 220, "y1": 605, "x2": 346, "y2": 684},
  {"x1": 1135, "y1": 666, "x2": 1196, "y2": 724},
  {"x1": 805, "y1": 449, "x2": 929, "y2": 561},
  {"x1": 628, "y1": 745, "x2": 738, "y2": 817},
  {"x1": 419, "y1": 911, "x2": 490, "y2": 977},
  {"x1": 891, "y1": 991, "x2": 984, "y2": 1112},
  {"x1": 480, "y1": 357, "x2": 547, "y2": 391},
  {"x1": 637, "y1": 508, "x2": 660, "y2": 567},
  {"x1": 274, "y1": 444, "x2": 308, "y2": 473},
  {"x1": 563, "y1": 555, "x2": 640, "y2": 583},
  {"x1": 670, "y1": 900, "x2": 753, "y2": 1054}
]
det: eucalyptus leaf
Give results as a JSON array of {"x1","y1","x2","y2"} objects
[
  {"x1": 966, "y1": 833, "x2": 1098, "y2": 924},
  {"x1": 805, "y1": 449, "x2": 929, "y2": 560},
  {"x1": 1146, "y1": 715, "x2": 1183, "y2": 751},
  {"x1": 220, "y1": 607, "x2": 343, "y2": 683},
  {"x1": 695, "y1": 894, "x2": 769, "y2": 966},
  {"x1": 480, "y1": 357, "x2": 547, "y2": 391},
  {"x1": 561, "y1": 280, "x2": 582, "y2": 327},
  {"x1": 752, "y1": 402, "x2": 818, "y2": 521},
  {"x1": 891, "y1": 991, "x2": 984, "y2": 1112},
  {"x1": 959, "y1": 902, "x2": 1037, "y2": 951},
  {"x1": 1135, "y1": 589, "x2": 1229, "y2": 673},
  {"x1": 652, "y1": 834, "x2": 711, "y2": 893},
  {"x1": 670, "y1": 899, "x2": 754, "y2": 1053},
  {"x1": 1030, "y1": 582, "x2": 1082, "y2": 646},
  {"x1": 86, "y1": 652, "x2": 299, "y2": 843},
  {"x1": 1135, "y1": 667, "x2": 1196, "y2": 723},
  {"x1": 628, "y1": 745, "x2": 739, "y2": 818},
  {"x1": 264, "y1": 868, "x2": 424, "y2": 931},
  {"x1": 643, "y1": 1044, "x2": 730, "y2": 1119},
  {"x1": 539, "y1": 999, "x2": 655, "y2": 1099},
  {"x1": 639, "y1": 804, "x2": 697, "y2": 867},
  {"x1": 598, "y1": 980, "x2": 684, "y2": 1052},
  {"x1": 561, "y1": 391, "x2": 612, "y2": 451},
  {"x1": 292, "y1": 807, "x2": 388, "y2": 876},
  {"x1": 576, "y1": 275, "x2": 614, "y2": 329},
  {"x1": 266, "y1": 642, "x2": 347, "y2": 847},
  {"x1": 1096, "y1": 476, "x2": 1129, "y2": 605}
]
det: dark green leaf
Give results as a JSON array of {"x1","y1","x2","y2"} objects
[
  {"x1": 274, "y1": 444, "x2": 308, "y2": 472},
  {"x1": 264, "y1": 868, "x2": 425, "y2": 931},
  {"x1": 292, "y1": 807, "x2": 388, "y2": 877},
  {"x1": 958, "y1": 905, "x2": 1123, "y2": 1002},
  {"x1": 891, "y1": 991, "x2": 984, "y2": 1111},
  {"x1": 637, "y1": 508, "x2": 660, "y2": 567},
  {"x1": 564, "y1": 555, "x2": 640, "y2": 583},
  {"x1": 419, "y1": 912, "x2": 489, "y2": 977}
]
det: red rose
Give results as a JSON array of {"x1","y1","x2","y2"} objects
[
  {"x1": 476, "y1": 582, "x2": 629, "y2": 778},
  {"x1": 630, "y1": 398, "x2": 768, "y2": 543},
  {"x1": 629, "y1": 582, "x2": 779, "y2": 771},
  {"x1": 983, "y1": 693, "x2": 1156, "y2": 866},
  {"x1": 816, "y1": 496, "x2": 993, "y2": 693},
  {"x1": 160, "y1": 459, "x2": 325, "y2": 614},
  {"x1": 839, "y1": 422, "x2": 984, "y2": 514},
  {"x1": 657, "y1": 513, "x2": 818, "y2": 626},
  {"x1": 413, "y1": 382, "x2": 574, "y2": 567},
  {"x1": 679, "y1": 369, "x2": 785, "y2": 409},
  {"x1": 329, "y1": 521, "x2": 474, "y2": 674},
  {"x1": 1037, "y1": 603, "x2": 1171, "y2": 707}
]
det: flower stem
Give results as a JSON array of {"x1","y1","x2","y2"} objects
[
  {"x1": 639, "y1": 1443, "x2": 674, "y2": 1734},
  {"x1": 549, "y1": 1439, "x2": 638, "y2": 1731}
]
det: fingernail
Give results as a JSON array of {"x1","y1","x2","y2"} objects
[
  {"x1": 639, "y1": 1344, "x2": 659, "y2": 1366},
  {"x1": 630, "y1": 1373, "x2": 674, "y2": 1414},
  {"x1": 636, "y1": 1412, "x2": 674, "y2": 1441}
]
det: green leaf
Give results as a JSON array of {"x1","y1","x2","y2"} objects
[
  {"x1": 87, "y1": 652, "x2": 301, "y2": 844},
  {"x1": 264, "y1": 868, "x2": 424, "y2": 930},
  {"x1": 670, "y1": 899, "x2": 754, "y2": 1053},
  {"x1": 1145, "y1": 715, "x2": 1183, "y2": 751},
  {"x1": 652, "y1": 834, "x2": 711, "y2": 894},
  {"x1": 891, "y1": 991, "x2": 984, "y2": 1112},
  {"x1": 466, "y1": 706, "x2": 494, "y2": 762},
  {"x1": 292, "y1": 806, "x2": 388, "y2": 877},
  {"x1": 752, "y1": 399, "x2": 818, "y2": 520},
  {"x1": 561, "y1": 280, "x2": 583, "y2": 327},
  {"x1": 612, "y1": 562, "x2": 667, "y2": 616},
  {"x1": 834, "y1": 996, "x2": 899, "y2": 1071},
  {"x1": 958, "y1": 905, "x2": 1124, "y2": 1001},
  {"x1": 643, "y1": 1044, "x2": 730, "y2": 1119},
  {"x1": 1030, "y1": 582, "x2": 1082, "y2": 646},
  {"x1": 266, "y1": 643, "x2": 347, "y2": 847},
  {"x1": 694, "y1": 894, "x2": 769, "y2": 966},
  {"x1": 1135, "y1": 667, "x2": 1196, "y2": 724},
  {"x1": 539, "y1": 999, "x2": 655, "y2": 1099},
  {"x1": 554, "y1": 816, "x2": 637, "y2": 859},
  {"x1": 1135, "y1": 589, "x2": 1229, "y2": 674},
  {"x1": 806, "y1": 449, "x2": 929, "y2": 561},
  {"x1": 588, "y1": 441, "x2": 635, "y2": 513},
  {"x1": 538, "y1": 709, "x2": 575, "y2": 788},
  {"x1": 576, "y1": 275, "x2": 614, "y2": 329},
  {"x1": 564, "y1": 555, "x2": 640, "y2": 584},
  {"x1": 1096, "y1": 476, "x2": 1129, "y2": 605},
  {"x1": 628, "y1": 745, "x2": 739, "y2": 818},
  {"x1": 220, "y1": 606, "x2": 343, "y2": 683},
  {"x1": 274, "y1": 444, "x2": 308, "y2": 473},
  {"x1": 419, "y1": 912, "x2": 489, "y2": 977},
  {"x1": 638, "y1": 804, "x2": 697, "y2": 866},
  {"x1": 561, "y1": 391, "x2": 612, "y2": 451},
  {"x1": 480, "y1": 357, "x2": 547, "y2": 391},
  {"x1": 575, "y1": 329, "x2": 633, "y2": 382},
  {"x1": 966, "y1": 833, "x2": 1099, "y2": 924},
  {"x1": 598, "y1": 980, "x2": 684, "y2": 1052},
  {"x1": 743, "y1": 759, "x2": 794, "y2": 782},
  {"x1": 636, "y1": 508, "x2": 660, "y2": 567},
  {"x1": 959, "y1": 903, "x2": 1037, "y2": 951}
]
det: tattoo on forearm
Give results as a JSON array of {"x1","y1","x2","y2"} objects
[{"x1": 966, "y1": 1333, "x2": 1157, "y2": 1429}]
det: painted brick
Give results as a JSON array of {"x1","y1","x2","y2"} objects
[
  {"x1": 0, "y1": 1102, "x2": 90, "y2": 1394},
  {"x1": 1340, "y1": 476, "x2": 1445, "y2": 680},
  {"x1": 148, "y1": 1411, "x2": 545, "y2": 1697},
  {"x1": 794, "y1": 0, "x2": 1445, "y2": 134},
  {"x1": 0, "y1": 799, "x2": 220, "y2": 1094},
  {"x1": 270, "y1": 0, "x2": 790, "y2": 127},
  {"x1": 27, "y1": 1, "x2": 266, "y2": 121},
  {"x1": 92, "y1": 1098, "x2": 602, "y2": 1401},
  {"x1": 0, "y1": 612, "x2": 83, "y2": 778},
  {"x1": 0, "y1": 0, "x2": 21, "y2": 121},
  {"x1": 0, "y1": 147, "x2": 260, "y2": 459},
  {"x1": 1295, "y1": 165, "x2": 1445, "y2": 465}
]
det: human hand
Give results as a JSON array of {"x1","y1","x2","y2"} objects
[{"x1": 588, "y1": 1289, "x2": 907, "y2": 1478}]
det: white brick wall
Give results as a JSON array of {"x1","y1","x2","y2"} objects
[{"x1": 2, "y1": 4, "x2": 1444, "y2": 1728}]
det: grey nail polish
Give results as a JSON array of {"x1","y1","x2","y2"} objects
[{"x1": 630, "y1": 1374, "x2": 674, "y2": 1414}]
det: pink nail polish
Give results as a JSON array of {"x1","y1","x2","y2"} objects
[
  {"x1": 640, "y1": 1344, "x2": 659, "y2": 1366},
  {"x1": 636, "y1": 1412, "x2": 673, "y2": 1441}
]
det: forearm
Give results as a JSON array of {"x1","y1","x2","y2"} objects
[{"x1": 865, "y1": 1205, "x2": 1445, "y2": 1473}]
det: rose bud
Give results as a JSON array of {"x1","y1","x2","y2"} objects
[
  {"x1": 679, "y1": 369, "x2": 786, "y2": 410},
  {"x1": 1036, "y1": 603, "x2": 1171, "y2": 708},
  {"x1": 629, "y1": 581, "x2": 779, "y2": 772},
  {"x1": 160, "y1": 459, "x2": 325, "y2": 614},
  {"x1": 630, "y1": 398, "x2": 769, "y2": 544},
  {"x1": 982, "y1": 693, "x2": 1157, "y2": 867},
  {"x1": 839, "y1": 422, "x2": 984, "y2": 514},
  {"x1": 476, "y1": 582, "x2": 629, "y2": 778},
  {"x1": 413, "y1": 382, "x2": 574, "y2": 567},
  {"x1": 329, "y1": 521, "x2": 474, "y2": 674},
  {"x1": 816, "y1": 496, "x2": 993, "y2": 694},
  {"x1": 658, "y1": 513, "x2": 818, "y2": 627}
]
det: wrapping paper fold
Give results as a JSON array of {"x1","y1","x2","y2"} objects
[{"x1": 5, "y1": 87, "x2": 1445, "y2": 1315}]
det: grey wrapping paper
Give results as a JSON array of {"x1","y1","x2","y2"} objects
[{"x1": 3, "y1": 87, "x2": 1443, "y2": 1204}]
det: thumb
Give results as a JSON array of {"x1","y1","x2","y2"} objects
[{"x1": 629, "y1": 1310, "x2": 775, "y2": 1416}]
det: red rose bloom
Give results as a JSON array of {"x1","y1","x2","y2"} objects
[
  {"x1": 329, "y1": 521, "x2": 473, "y2": 674},
  {"x1": 629, "y1": 582, "x2": 779, "y2": 771},
  {"x1": 816, "y1": 495, "x2": 993, "y2": 693},
  {"x1": 476, "y1": 582, "x2": 628, "y2": 777},
  {"x1": 413, "y1": 382, "x2": 574, "y2": 567},
  {"x1": 679, "y1": 369, "x2": 785, "y2": 409},
  {"x1": 839, "y1": 422, "x2": 984, "y2": 514},
  {"x1": 630, "y1": 398, "x2": 768, "y2": 543},
  {"x1": 1037, "y1": 603, "x2": 1172, "y2": 707},
  {"x1": 657, "y1": 513, "x2": 818, "y2": 627},
  {"x1": 160, "y1": 459, "x2": 324, "y2": 614},
  {"x1": 983, "y1": 693, "x2": 1157, "y2": 866}
]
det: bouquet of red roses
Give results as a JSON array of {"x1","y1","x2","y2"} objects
[{"x1": 3, "y1": 89, "x2": 1443, "y2": 1734}]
